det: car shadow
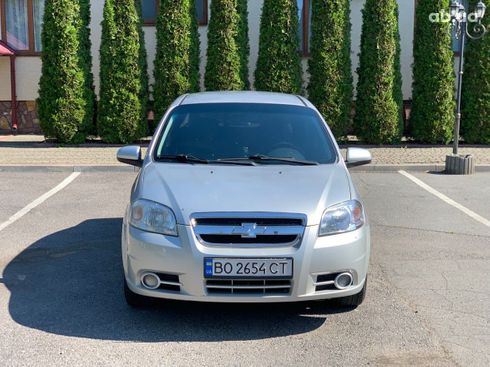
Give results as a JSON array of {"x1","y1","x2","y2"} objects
[{"x1": 4, "y1": 218, "x2": 348, "y2": 342}]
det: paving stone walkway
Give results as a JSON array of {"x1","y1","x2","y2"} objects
[{"x1": 0, "y1": 135, "x2": 489, "y2": 166}]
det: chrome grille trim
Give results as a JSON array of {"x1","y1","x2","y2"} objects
[
  {"x1": 314, "y1": 280, "x2": 335, "y2": 287},
  {"x1": 194, "y1": 217, "x2": 304, "y2": 226},
  {"x1": 190, "y1": 212, "x2": 306, "y2": 247},
  {"x1": 193, "y1": 225, "x2": 305, "y2": 236}
]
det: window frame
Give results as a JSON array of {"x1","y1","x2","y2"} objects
[
  {"x1": 0, "y1": 0, "x2": 41, "y2": 56},
  {"x1": 153, "y1": 103, "x2": 339, "y2": 165},
  {"x1": 143, "y1": 0, "x2": 208, "y2": 27},
  {"x1": 299, "y1": 0, "x2": 311, "y2": 57}
]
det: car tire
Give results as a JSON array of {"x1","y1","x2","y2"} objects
[
  {"x1": 338, "y1": 277, "x2": 367, "y2": 308},
  {"x1": 124, "y1": 277, "x2": 153, "y2": 308}
]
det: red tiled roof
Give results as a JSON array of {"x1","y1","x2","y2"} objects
[{"x1": 0, "y1": 41, "x2": 14, "y2": 56}]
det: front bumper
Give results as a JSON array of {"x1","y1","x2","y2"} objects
[{"x1": 122, "y1": 221, "x2": 370, "y2": 303}]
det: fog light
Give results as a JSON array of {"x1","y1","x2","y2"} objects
[
  {"x1": 334, "y1": 272, "x2": 353, "y2": 289},
  {"x1": 141, "y1": 273, "x2": 160, "y2": 290}
]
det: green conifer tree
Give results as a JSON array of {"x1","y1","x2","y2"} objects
[
  {"x1": 154, "y1": 0, "x2": 200, "y2": 119},
  {"x1": 254, "y1": 0, "x2": 302, "y2": 93},
  {"x1": 205, "y1": 0, "x2": 244, "y2": 90},
  {"x1": 38, "y1": 0, "x2": 91, "y2": 143},
  {"x1": 354, "y1": 0, "x2": 403, "y2": 144},
  {"x1": 411, "y1": 0, "x2": 455, "y2": 143},
  {"x1": 307, "y1": 0, "x2": 352, "y2": 138},
  {"x1": 98, "y1": 0, "x2": 147, "y2": 143}
]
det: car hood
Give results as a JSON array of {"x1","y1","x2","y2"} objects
[{"x1": 136, "y1": 163, "x2": 351, "y2": 226}]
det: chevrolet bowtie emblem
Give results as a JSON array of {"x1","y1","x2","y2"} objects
[{"x1": 235, "y1": 223, "x2": 258, "y2": 238}]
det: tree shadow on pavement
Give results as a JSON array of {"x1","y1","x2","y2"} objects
[{"x1": 4, "y1": 218, "x2": 346, "y2": 342}]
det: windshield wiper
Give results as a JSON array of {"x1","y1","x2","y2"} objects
[
  {"x1": 159, "y1": 154, "x2": 255, "y2": 166},
  {"x1": 217, "y1": 155, "x2": 319, "y2": 166},
  {"x1": 159, "y1": 154, "x2": 209, "y2": 164}
]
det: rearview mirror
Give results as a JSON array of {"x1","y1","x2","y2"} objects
[
  {"x1": 117, "y1": 145, "x2": 142, "y2": 167},
  {"x1": 345, "y1": 148, "x2": 372, "y2": 168}
]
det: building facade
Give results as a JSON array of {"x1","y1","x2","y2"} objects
[{"x1": 0, "y1": 0, "x2": 416, "y2": 134}]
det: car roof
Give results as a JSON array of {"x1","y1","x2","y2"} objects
[{"x1": 180, "y1": 91, "x2": 308, "y2": 107}]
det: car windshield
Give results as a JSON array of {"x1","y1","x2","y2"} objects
[{"x1": 155, "y1": 103, "x2": 338, "y2": 165}]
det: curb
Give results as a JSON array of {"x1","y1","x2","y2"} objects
[
  {"x1": 350, "y1": 164, "x2": 490, "y2": 172},
  {"x1": 0, "y1": 165, "x2": 138, "y2": 173},
  {"x1": 0, "y1": 164, "x2": 489, "y2": 173}
]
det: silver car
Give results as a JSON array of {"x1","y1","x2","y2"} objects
[{"x1": 118, "y1": 91, "x2": 372, "y2": 308}]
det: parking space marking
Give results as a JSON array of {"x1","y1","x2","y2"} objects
[
  {"x1": 398, "y1": 170, "x2": 490, "y2": 228},
  {"x1": 0, "y1": 172, "x2": 81, "y2": 233}
]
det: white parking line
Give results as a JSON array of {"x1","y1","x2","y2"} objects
[
  {"x1": 0, "y1": 172, "x2": 81, "y2": 233},
  {"x1": 398, "y1": 170, "x2": 490, "y2": 228}
]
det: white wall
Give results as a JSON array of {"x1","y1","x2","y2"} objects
[
  {"x1": 0, "y1": 57, "x2": 42, "y2": 101},
  {"x1": 90, "y1": 0, "x2": 103, "y2": 96},
  {"x1": 0, "y1": 58, "x2": 10, "y2": 100},
  {"x1": 199, "y1": 7, "x2": 209, "y2": 91},
  {"x1": 15, "y1": 58, "x2": 42, "y2": 101},
  {"x1": 247, "y1": 0, "x2": 264, "y2": 88},
  {"x1": 397, "y1": 0, "x2": 415, "y2": 100},
  {"x1": 351, "y1": 0, "x2": 363, "y2": 97}
]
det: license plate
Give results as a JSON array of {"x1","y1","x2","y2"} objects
[{"x1": 204, "y1": 258, "x2": 293, "y2": 278}]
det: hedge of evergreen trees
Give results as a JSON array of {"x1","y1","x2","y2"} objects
[
  {"x1": 38, "y1": 0, "x2": 490, "y2": 147},
  {"x1": 38, "y1": 0, "x2": 94, "y2": 143},
  {"x1": 205, "y1": 0, "x2": 247, "y2": 90},
  {"x1": 308, "y1": 0, "x2": 352, "y2": 139},
  {"x1": 254, "y1": 0, "x2": 302, "y2": 93},
  {"x1": 462, "y1": 0, "x2": 490, "y2": 144},
  {"x1": 153, "y1": 0, "x2": 200, "y2": 120},
  {"x1": 354, "y1": 0, "x2": 403, "y2": 144},
  {"x1": 98, "y1": 0, "x2": 147, "y2": 143},
  {"x1": 411, "y1": 0, "x2": 455, "y2": 144}
]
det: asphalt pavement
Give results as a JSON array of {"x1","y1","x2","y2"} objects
[{"x1": 0, "y1": 171, "x2": 489, "y2": 366}]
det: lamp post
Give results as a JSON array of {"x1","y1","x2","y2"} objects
[{"x1": 445, "y1": 0, "x2": 487, "y2": 174}]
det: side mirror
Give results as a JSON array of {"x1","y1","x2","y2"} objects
[
  {"x1": 117, "y1": 145, "x2": 142, "y2": 167},
  {"x1": 345, "y1": 147, "x2": 372, "y2": 168}
]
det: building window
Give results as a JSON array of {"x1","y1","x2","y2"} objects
[
  {"x1": 196, "y1": 0, "x2": 207, "y2": 25},
  {"x1": 142, "y1": 0, "x2": 208, "y2": 26},
  {"x1": 297, "y1": 0, "x2": 311, "y2": 56},
  {"x1": 142, "y1": 0, "x2": 158, "y2": 25},
  {"x1": 0, "y1": 0, "x2": 44, "y2": 53}
]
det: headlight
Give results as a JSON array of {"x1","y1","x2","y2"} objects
[
  {"x1": 319, "y1": 200, "x2": 364, "y2": 236},
  {"x1": 130, "y1": 199, "x2": 178, "y2": 236}
]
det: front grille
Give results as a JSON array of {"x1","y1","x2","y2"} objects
[
  {"x1": 206, "y1": 279, "x2": 291, "y2": 295},
  {"x1": 200, "y1": 234, "x2": 297, "y2": 244},
  {"x1": 191, "y1": 213, "x2": 306, "y2": 247}
]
